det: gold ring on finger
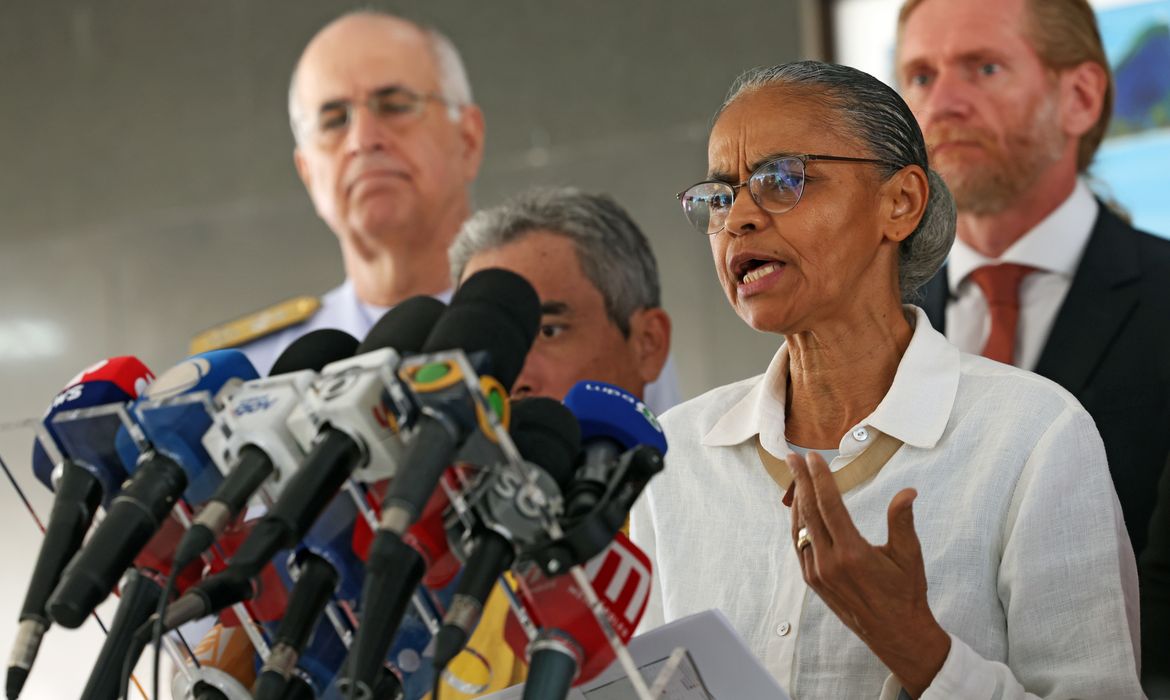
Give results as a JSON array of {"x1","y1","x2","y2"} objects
[{"x1": 796, "y1": 526, "x2": 812, "y2": 552}]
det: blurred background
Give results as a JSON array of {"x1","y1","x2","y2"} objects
[
  {"x1": 0, "y1": 1, "x2": 820, "y2": 696},
  {"x1": 3, "y1": 0, "x2": 1167, "y2": 696}
]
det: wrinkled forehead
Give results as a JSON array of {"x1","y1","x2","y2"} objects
[
  {"x1": 295, "y1": 19, "x2": 441, "y2": 110},
  {"x1": 461, "y1": 231, "x2": 597, "y2": 309},
  {"x1": 896, "y1": 0, "x2": 1034, "y2": 74},
  {"x1": 706, "y1": 88, "x2": 849, "y2": 177}
]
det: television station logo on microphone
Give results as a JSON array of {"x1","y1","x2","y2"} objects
[
  {"x1": 637, "y1": 404, "x2": 661, "y2": 432},
  {"x1": 488, "y1": 463, "x2": 559, "y2": 520},
  {"x1": 50, "y1": 384, "x2": 85, "y2": 409},
  {"x1": 578, "y1": 382, "x2": 663, "y2": 433},
  {"x1": 583, "y1": 534, "x2": 652, "y2": 636},
  {"x1": 370, "y1": 402, "x2": 398, "y2": 431},
  {"x1": 232, "y1": 394, "x2": 279, "y2": 416},
  {"x1": 517, "y1": 533, "x2": 652, "y2": 639},
  {"x1": 46, "y1": 356, "x2": 156, "y2": 415}
]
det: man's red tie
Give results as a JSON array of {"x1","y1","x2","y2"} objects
[{"x1": 968, "y1": 263, "x2": 1036, "y2": 365}]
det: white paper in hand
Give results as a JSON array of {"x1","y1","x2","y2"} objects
[{"x1": 583, "y1": 648, "x2": 711, "y2": 699}]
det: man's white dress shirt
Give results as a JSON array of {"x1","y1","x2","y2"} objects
[
  {"x1": 946, "y1": 181, "x2": 1098, "y2": 370},
  {"x1": 239, "y1": 279, "x2": 683, "y2": 415},
  {"x1": 630, "y1": 306, "x2": 1142, "y2": 699}
]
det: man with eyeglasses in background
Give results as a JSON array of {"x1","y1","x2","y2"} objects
[
  {"x1": 185, "y1": 15, "x2": 488, "y2": 696},
  {"x1": 191, "y1": 11, "x2": 479, "y2": 373},
  {"x1": 192, "y1": 9, "x2": 678, "y2": 410},
  {"x1": 896, "y1": 0, "x2": 1170, "y2": 689}
]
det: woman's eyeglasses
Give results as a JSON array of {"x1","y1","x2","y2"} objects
[{"x1": 677, "y1": 154, "x2": 899, "y2": 235}]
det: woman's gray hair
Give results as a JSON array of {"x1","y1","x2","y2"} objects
[
  {"x1": 720, "y1": 61, "x2": 955, "y2": 302},
  {"x1": 449, "y1": 187, "x2": 662, "y2": 336}
]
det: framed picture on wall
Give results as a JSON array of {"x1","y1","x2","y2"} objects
[{"x1": 821, "y1": 0, "x2": 1170, "y2": 238}]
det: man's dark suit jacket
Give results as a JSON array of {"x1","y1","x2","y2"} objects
[
  {"x1": 921, "y1": 203, "x2": 1170, "y2": 678},
  {"x1": 1144, "y1": 459, "x2": 1170, "y2": 688}
]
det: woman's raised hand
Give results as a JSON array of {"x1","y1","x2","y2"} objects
[{"x1": 786, "y1": 450, "x2": 951, "y2": 698}]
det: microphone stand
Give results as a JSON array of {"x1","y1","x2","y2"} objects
[{"x1": 507, "y1": 446, "x2": 678, "y2": 700}]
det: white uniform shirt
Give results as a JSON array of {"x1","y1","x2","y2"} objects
[
  {"x1": 237, "y1": 279, "x2": 428, "y2": 375},
  {"x1": 239, "y1": 279, "x2": 683, "y2": 416},
  {"x1": 946, "y1": 181, "x2": 1098, "y2": 370},
  {"x1": 630, "y1": 306, "x2": 1142, "y2": 699}
]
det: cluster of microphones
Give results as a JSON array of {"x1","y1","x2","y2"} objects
[{"x1": 5, "y1": 269, "x2": 667, "y2": 700}]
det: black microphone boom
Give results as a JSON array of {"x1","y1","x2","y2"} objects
[
  {"x1": 433, "y1": 397, "x2": 581, "y2": 673},
  {"x1": 46, "y1": 451, "x2": 187, "y2": 629},
  {"x1": 523, "y1": 634, "x2": 580, "y2": 700},
  {"x1": 270, "y1": 329, "x2": 360, "y2": 376},
  {"x1": 252, "y1": 552, "x2": 339, "y2": 700},
  {"x1": 344, "y1": 270, "x2": 540, "y2": 697},
  {"x1": 6, "y1": 460, "x2": 102, "y2": 699},
  {"x1": 81, "y1": 569, "x2": 163, "y2": 700},
  {"x1": 171, "y1": 444, "x2": 271, "y2": 575},
  {"x1": 174, "y1": 329, "x2": 359, "y2": 574},
  {"x1": 336, "y1": 537, "x2": 425, "y2": 700},
  {"x1": 147, "y1": 430, "x2": 360, "y2": 633},
  {"x1": 153, "y1": 296, "x2": 445, "y2": 632},
  {"x1": 377, "y1": 268, "x2": 542, "y2": 534}
]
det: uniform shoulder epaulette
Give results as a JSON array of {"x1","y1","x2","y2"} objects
[{"x1": 189, "y1": 295, "x2": 321, "y2": 355}]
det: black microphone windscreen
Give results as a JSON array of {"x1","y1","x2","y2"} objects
[
  {"x1": 422, "y1": 269, "x2": 540, "y2": 390},
  {"x1": 357, "y1": 296, "x2": 447, "y2": 355},
  {"x1": 510, "y1": 398, "x2": 581, "y2": 490},
  {"x1": 269, "y1": 329, "x2": 359, "y2": 376}
]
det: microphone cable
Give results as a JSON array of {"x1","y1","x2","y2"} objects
[
  {"x1": 115, "y1": 563, "x2": 189, "y2": 700},
  {"x1": 151, "y1": 565, "x2": 181, "y2": 700}
]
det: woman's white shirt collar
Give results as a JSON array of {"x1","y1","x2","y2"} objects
[{"x1": 701, "y1": 306, "x2": 959, "y2": 460}]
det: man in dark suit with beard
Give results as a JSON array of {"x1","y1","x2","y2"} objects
[{"x1": 896, "y1": 0, "x2": 1170, "y2": 687}]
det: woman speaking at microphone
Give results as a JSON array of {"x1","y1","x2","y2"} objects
[{"x1": 629, "y1": 61, "x2": 1142, "y2": 698}]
